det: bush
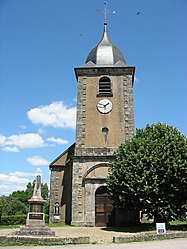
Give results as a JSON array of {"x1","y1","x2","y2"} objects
[
  {"x1": 0, "y1": 213, "x2": 49, "y2": 226},
  {"x1": 45, "y1": 214, "x2": 49, "y2": 223},
  {"x1": 0, "y1": 215, "x2": 26, "y2": 226}
]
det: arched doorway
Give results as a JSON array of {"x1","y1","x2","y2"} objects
[{"x1": 95, "y1": 186, "x2": 114, "y2": 227}]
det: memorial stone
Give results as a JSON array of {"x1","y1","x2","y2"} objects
[{"x1": 15, "y1": 175, "x2": 55, "y2": 236}]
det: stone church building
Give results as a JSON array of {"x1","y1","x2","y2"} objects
[{"x1": 49, "y1": 21, "x2": 136, "y2": 226}]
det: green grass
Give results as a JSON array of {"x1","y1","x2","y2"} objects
[
  {"x1": 0, "y1": 222, "x2": 69, "y2": 229},
  {"x1": 48, "y1": 222, "x2": 70, "y2": 227},
  {"x1": 170, "y1": 219, "x2": 187, "y2": 226},
  {"x1": 0, "y1": 241, "x2": 66, "y2": 247},
  {"x1": 0, "y1": 224, "x2": 20, "y2": 229},
  {"x1": 168, "y1": 219, "x2": 187, "y2": 231}
]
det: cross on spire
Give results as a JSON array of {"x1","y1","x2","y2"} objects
[
  {"x1": 104, "y1": 1, "x2": 108, "y2": 24},
  {"x1": 97, "y1": 1, "x2": 115, "y2": 24}
]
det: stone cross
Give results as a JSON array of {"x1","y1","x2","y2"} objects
[{"x1": 33, "y1": 175, "x2": 42, "y2": 197}]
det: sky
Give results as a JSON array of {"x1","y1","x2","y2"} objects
[{"x1": 0, "y1": 0, "x2": 187, "y2": 196}]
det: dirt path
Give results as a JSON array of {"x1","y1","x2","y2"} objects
[{"x1": 0, "y1": 226, "x2": 137, "y2": 243}]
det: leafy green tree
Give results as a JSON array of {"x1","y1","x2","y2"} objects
[
  {"x1": 1, "y1": 180, "x2": 49, "y2": 216},
  {"x1": 107, "y1": 123, "x2": 187, "y2": 223},
  {"x1": 0, "y1": 196, "x2": 28, "y2": 215},
  {"x1": 11, "y1": 190, "x2": 29, "y2": 205},
  {"x1": 24, "y1": 181, "x2": 49, "y2": 200},
  {"x1": 0, "y1": 199, "x2": 3, "y2": 223},
  {"x1": 24, "y1": 182, "x2": 34, "y2": 200},
  {"x1": 41, "y1": 183, "x2": 49, "y2": 200}
]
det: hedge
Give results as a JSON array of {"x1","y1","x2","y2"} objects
[
  {"x1": 0, "y1": 214, "x2": 49, "y2": 226},
  {"x1": 0, "y1": 215, "x2": 26, "y2": 226}
]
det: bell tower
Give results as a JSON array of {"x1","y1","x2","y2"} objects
[{"x1": 71, "y1": 22, "x2": 135, "y2": 226}]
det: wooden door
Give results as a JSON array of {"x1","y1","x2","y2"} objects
[{"x1": 95, "y1": 186, "x2": 114, "y2": 226}]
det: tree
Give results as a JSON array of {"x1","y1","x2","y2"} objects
[
  {"x1": 107, "y1": 123, "x2": 187, "y2": 223},
  {"x1": 12, "y1": 181, "x2": 49, "y2": 203},
  {"x1": 0, "y1": 196, "x2": 28, "y2": 215},
  {"x1": 11, "y1": 190, "x2": 29, "y2": 205},
  {"x1": 25, "y1": 181, "x2": 49, "y2": 200},
  {"x1": 0, "y1": 199, "x2": 3, "y2": 222},
  {"x1": 1, "y1": 180, "x2": 49, "y2": 216}
]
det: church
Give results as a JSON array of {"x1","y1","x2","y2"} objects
[{"x1": 49, "y1": 20, "x2": 137, "y2": 226}]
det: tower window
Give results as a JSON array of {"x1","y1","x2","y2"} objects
[
  {"x1": 102, "y1": 127, "x2": 109, "y2": 134},
  {"x1": 98, "y1": 77, "x2": 112, "y2": 96}
]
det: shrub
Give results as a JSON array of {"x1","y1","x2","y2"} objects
[{"x1": 0, "y1": 215, "x2": 26, "y2": 226}]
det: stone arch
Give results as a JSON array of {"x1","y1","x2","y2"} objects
[
  {"x1": 81, "y1": 163, "x2": 110, "y2": 226},
  {"x1": 82, "y1": 163, "x2": 109, "y2": 187}
]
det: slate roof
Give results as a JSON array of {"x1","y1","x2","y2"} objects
[{"x1": 84, "y1": 22, "x2": 126, "y2": 67}]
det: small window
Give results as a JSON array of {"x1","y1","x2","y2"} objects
[
  {"x1": 102, "y1": 127, "x2": 109, "y2": 134},
  {"x1": 98, "y1": 77, "x2": 112, "y2": 96},
  {"x1": 54, "y1": 202, "x2": 60, "y2": 215}
]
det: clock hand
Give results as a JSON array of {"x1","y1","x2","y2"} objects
[
  {"x1": 98, "y1": 103, "x2": 105, "y2": 107},
  {"x1": 103, "y1": 102, "x2": 109, "y2": 108}
]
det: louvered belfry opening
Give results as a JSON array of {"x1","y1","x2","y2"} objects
[{"x1": 98, "y1": 76, "x2": 112, "y2": 96}]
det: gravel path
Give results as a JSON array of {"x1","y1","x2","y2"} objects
[{"x1": 53, "y1": 226, "x2": 135, "y2": 243}]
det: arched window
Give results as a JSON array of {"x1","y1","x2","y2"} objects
[
  {"x1": 98, "y1": 76, "x2": 112, "y2": 96},
  {"x1": 102, "y1": 127, "x2": 109, "y2": 134},
  {"x1": 54, "y1": 202, "x2": 60, "y2": 215}
]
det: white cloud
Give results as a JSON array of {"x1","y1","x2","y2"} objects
[
  {"x1": 7, "y1": 133, "x2": 44, "y2": 148},
  {"x1": 27, "y1": 156, "x2": 50, "y2": 166},
  {"x1": 2, "y1": 146, "x2": 20, "y2": 152},
  {"x1": 0, "y1": 133, "x2": 44, "y2": 151},
  {"x1": 27, "y1": 101, "x2": 76, "y2": 128},
  {"x1": 10, "y1": 172, "x2": 31, "y2": 178},
  {"x1": 46, "y1": 137, "x2": 68, "y2": 145},
  {"x1": 0, "y1": 169, "x2": 43, "y2": 196},
  {"x1": 0, "y1": 135, "x2": 6, "y2": 146}
]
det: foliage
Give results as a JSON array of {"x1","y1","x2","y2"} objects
[
  {"x1": 45, "y1": 214, "x2": 49, "y2": 223},
  {"x1": 0, "y1": 215, "x2": 27, "y2": 226},
  {"x1": 0, "y1": 196, "x2": 28, "y2": 216},
  {"x1": 0, "y1": 180, "x2": 49, "y2": 218},
  {"x1": 44, "y1": 200, "x2": 50, "y2": 215},
  {"x1": 11, "y1": 190, "x2": 29, "y2": 205},
  {"x1": 11, "y1": 181, "x2": 49, "y2": 204},
  {"x1": 0, "y1": 201, "x2": 2, "y2": 223},
  {"x1": 0, "y1": 214, "x2": 48, "y2": 226},
  {"x1": 107, "y1": 123, "x2": 187, "y2": 222}
]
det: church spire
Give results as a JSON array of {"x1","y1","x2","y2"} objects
[
  {"x1": 84, "y1": 21, "x2": 126, "y2": 67},
  {"x1": 84, "y1": 3, "x2": 126, "y2": 67}
]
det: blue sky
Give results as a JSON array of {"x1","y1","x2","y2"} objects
[{"x1": 0, "y1": 0, "x2": 187, "y2": 196}]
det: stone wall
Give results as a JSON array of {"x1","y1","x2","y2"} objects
[
  {"x1": 71, "y1": 66, "x2": 135, "y2": 226},
  {"x1": 71, "y1": 157, "x2": 113, "y2": 226},
  {"x1": 49, "y1": 163, "x2": 72, "y2": 224}
]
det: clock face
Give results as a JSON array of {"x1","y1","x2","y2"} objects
[{"x1": 97, "y1": 99, "x2": 113, "y2": 114}]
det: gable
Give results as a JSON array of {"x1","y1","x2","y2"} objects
[{"x1": 49, "y1": 143, "x2": 75, "y2": 168}]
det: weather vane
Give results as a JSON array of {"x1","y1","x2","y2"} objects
[
  {"x1": 97, "y1": 1, "x2": 116, "y2": 23},
  {"x1": 104, "y1": 1, "x2": 108, "y2": 23}
]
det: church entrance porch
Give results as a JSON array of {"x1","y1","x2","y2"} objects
[{"x1": 95, "y1": 186, "x2": 114, "y2": 227}]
